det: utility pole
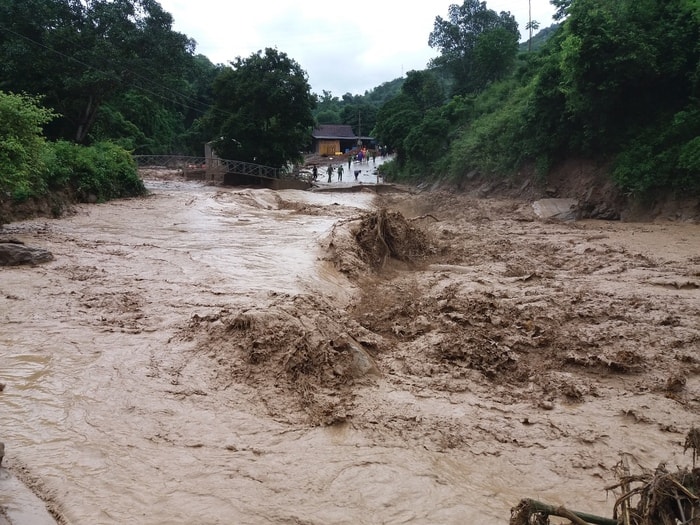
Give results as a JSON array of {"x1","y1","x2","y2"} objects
[{"x1": 529, "y1": 0, "x2": 532, "y2": 52}]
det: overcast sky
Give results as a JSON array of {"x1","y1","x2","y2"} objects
[{"x1": 158, "y1": 0, "x2": 557, "y2": 97}]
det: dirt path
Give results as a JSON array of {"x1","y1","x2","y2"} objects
[{"x1": 1, "y1": 176, "x2": 699, "y2": 524}]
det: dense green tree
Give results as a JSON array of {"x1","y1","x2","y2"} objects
[
  {"x1": 0, "y1": 91, "x2": 55, "y2": 199},
  {"x1": 0, "y1": 90, "x2": 144, "y2": 217},
  {"x1": 428, "y1": 0, "x2": 519, "y2": 94},
  {"x1": 550, "y1": 0, "x2": 572, "y2": 21},
  {"x1": 339, "y1": 99, "x2": 378, "y2": 138},
  {"x1": 0, "y1": 0, "x2": 195, "y2": 143},
  {"x1": 373, "y1": 70, "x2": 446, "y2": 164},
  {"x1": 373, "y1": 94, "x2": 422, "y2": 161},
  {"x1": 204, "y1": 48, "x2": 315, "y2": 168},
  {"x1": 363, "y1": 78, "x2": 405, "y2": 107},
  {"x1": 89, "y1": 54, "x2": 221, "y2": 155},
  {"x1": 313, "y1": 90, "x2": 342, "y2": 125},
  {"x1": 554, "y1": 0, "x2": 699, "y2": 152}
]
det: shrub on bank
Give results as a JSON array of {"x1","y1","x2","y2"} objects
[
  {"x1": 0, "y1": 90, "x2": 146, "y2": 216},
  {"x1": 0, "y1": 91, "x2": 55, "y2": 202},
  {"x1": 46, "y1": 140, "x2": 146, "y2": 202}
]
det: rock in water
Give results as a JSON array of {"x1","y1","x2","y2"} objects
[{"x1": 0, "y1": 241, "x2": 54, "y2": 266}]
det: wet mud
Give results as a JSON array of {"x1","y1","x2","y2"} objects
[{"x1": 1, "y1": 174, "x2": 699, "y2": 524}]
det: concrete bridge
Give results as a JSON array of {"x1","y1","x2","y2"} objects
[{"x1": 133, "y1": 155, "x2": 312, "y2": 190}]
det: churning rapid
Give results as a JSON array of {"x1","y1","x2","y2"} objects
[{"x1": 1, "y1": 172, "x2": 699, "y2": 524}]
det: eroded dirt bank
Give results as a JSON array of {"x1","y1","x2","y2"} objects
[{"x1": 1, "y1": 176, "x2": 699, "y2": 524}]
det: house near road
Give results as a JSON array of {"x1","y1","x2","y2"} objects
[{"x1": 311, "y1": 124, "x2": 374, "y2": 156}]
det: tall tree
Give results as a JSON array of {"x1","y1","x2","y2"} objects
[
  {"x1": 0, "y1": 0, "x2": 195, "y2": 143},
  {"x1": 428, "y1": 0, "x2": 519, "y2": 94},
  {"x1": 556, "y1": 0, "x2": 699, "y2": 151},
  {"x1": 204, "y1": 48, "x2": 315, "y2": 168},
  {"x1": 0, "y1": 91, "x2": 55, "y2": 199},
  {"x1": 372, "y1": 70, "x2": 446, "y2": 163},
  {"x1": 550, "y1": 0, "x2": 572, "y2": 21}
]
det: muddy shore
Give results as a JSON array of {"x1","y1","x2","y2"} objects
[{"x1": 1, "y1": 172, "x2": 699, "y2": 524}]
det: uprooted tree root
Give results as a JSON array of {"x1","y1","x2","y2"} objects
[
  {"x1": 510, "y1": 499, "x2": 616, "y2": 525},
  {"x1": 609, "y1": 465, "x2": 700, "y2": 525},
  {"x1": 511, "y1": 428, "x2": 700, "y2": 525},
  {"x1": 607, "y1": 428, "x2": 700, "y2": 525},
  {"x1": 354, "y1": 208, "x2": 433, "y2": 269}
]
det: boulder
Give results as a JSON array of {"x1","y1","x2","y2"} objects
[
  {"x1": 532, "y1": 198, "x2": 579, "y2": 221},
  {"x1": 0, "y1": 240, "x2": 54, "y2": 266}
]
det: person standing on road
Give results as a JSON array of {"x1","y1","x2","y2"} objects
[
  {"x1": 312, "y1": 165, "x2": 318, "y2": 181},
  {"x1": 347, "y1": 155, "x2": 352, "y2": 171},
  {"x1": 326, "y1": 164, "x2": 333, "y2": 183},
  {"x1": 337, "y1": 164, "x2": 344, "y2": 181}
]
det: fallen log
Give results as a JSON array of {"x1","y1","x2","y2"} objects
[{"x1": 510, "y1": 498, "x2": 618, "y2": 525}]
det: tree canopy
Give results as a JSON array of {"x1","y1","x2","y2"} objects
[
  {"x1": 0, "y1": 0, "x2": 198, "y2": 147},
  {"x1": 204, "y1": 48, "x2": 316, "y2": 168},
  {"x1": 373, "y1": 0, "x2": 700, "y2": 198},
  {"x1": 0, "y1": 91, "x2": 55, "y2": 199},
  {"x1": 428, "y1": 0, "x2": 520, "y2": 94}
]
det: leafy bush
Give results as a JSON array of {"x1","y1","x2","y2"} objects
[
  {"x1": 613, "y1": 107, "x2": 700, "y2": 195},
  {"x1": 1, "y1": 90, "x2": 146, "y2": 208},
  {"x1": 0, "y1": 91, "x2": 55, "y2": 201},
  {"x1": 447, "y1": 81, "x2": 533, "y2": 178},
  {"x1": 47, "y1": 141, "x2": 146, "y2": 202}
]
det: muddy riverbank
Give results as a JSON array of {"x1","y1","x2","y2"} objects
[{"x1": 1, "y1": 173, "x2": 699, "y2": 524}]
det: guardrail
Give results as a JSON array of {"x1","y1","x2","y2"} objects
[{"x1": 133, "y1": 155, "x2": 282, "y2": 179}]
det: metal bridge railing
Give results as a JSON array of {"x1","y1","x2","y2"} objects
[{"x1": 133, "y1": 155, "x2": 283, "y2": 179}]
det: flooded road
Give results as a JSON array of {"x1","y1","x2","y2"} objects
[{"x1": 1, "y1": 177, "x2": 699, "y2": 524}]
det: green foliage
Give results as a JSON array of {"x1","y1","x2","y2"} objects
[
  {"x1": 518, "y1": 24, "x2": 560, "y2": 52},
  {"x1": 340, "y1": 99, "x2": 378, "y2": 137},
  {"x1": 613, "y1": 106, "x2": 700, "y2": 195},
  {"x1": 447, "y1": 81, "x2": 533, "y2": 177},
  {"x1": 372, "y1": 69, "x2": 448, "y2": 166},
  {"x1": 403, "y1": 109, "x2": 450, "y2": 165},
  {"x1": 315, "y1": 109, "x2": 341, "y2": 125},
  {"x1": 553, "y1": 0, "x2": 699, "y2": 153},
  {"x1": 204, "y1": 48, "x2": 315, "y2": 168},
  {"x1": 428, "y1": 0, "x2": 520, "y2": 95},
  {"x1": 0, "y1": 91, "x2": 55, "y2": 201},
  {"x1": 372, "y1": 94, "x2": 423, "y2": 159},
  {"x1": 46, "y1": 140, "x2": 146, "y2": 201},
  {"x1": 90, "y1": 90, "x2": 187, "y2": 154},
  {"x1": 0, "y1": 0, "x2": 196, "y2": 144},
  {"x1": 551, "y1": 0, "x2": 572, "y2": 21},
  {"x1": 310, "y1": 79, "x2": 405, "y2": 138},
  {"x1": 0, "y1": 90, "x2": 144, "y2": 207}
]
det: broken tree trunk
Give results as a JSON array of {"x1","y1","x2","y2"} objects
[{"x1": 512, "y1": 498, "x2": 618, "y2": 525}]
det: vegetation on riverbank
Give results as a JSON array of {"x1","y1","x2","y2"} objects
[
  {"x1": 0, "y1": 91, "x2": 145, "y2": 225},
  {"x1": 371, "y1": 0, "x2": 700, "y2": 201},
  {"x1": 1, "y1": 0, "x2": 698, "y2": 222}
]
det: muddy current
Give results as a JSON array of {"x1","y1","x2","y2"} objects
[{"x1": 1, "y1": 174, "x2": 699, "y2": 524}]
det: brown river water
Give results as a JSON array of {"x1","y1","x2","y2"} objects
[{"x1": 1, "y1": 173, "x2": 699, "y2": 524}]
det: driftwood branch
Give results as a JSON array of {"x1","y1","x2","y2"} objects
[
  {"x1": 409, "y1": 214, "x2": 440, "y2": 222},
  {"x1": 555, "y1": 506, "x2": 593, "y2": 525},
  {"x1": 520, "y1": 499, "x2": 618, "y2": 525}
]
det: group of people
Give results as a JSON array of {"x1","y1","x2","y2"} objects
[
  {"x1": 349, "y1": 147, "x2": 376, "y2": 165},
  {"x1": 309, "y1": 147, "x2": 390, "y2": 184},
  {"x1": 310, "y1": 162, "x2": 364, "y2": 183},
  {"x1": 310, "y1": 164, "x2": 345, "y2": 182}
]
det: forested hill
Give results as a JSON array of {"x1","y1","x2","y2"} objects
[
  {"x1": 371, "y1": 0, "x2": 700, "y2": 212},
  {"x1": 1, "y1": 0, "x2": 698, "y2": 221}
]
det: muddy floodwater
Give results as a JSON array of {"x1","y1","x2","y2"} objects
[{"x1": 1, "y1": 174, "x2": 699, "y2": 524}]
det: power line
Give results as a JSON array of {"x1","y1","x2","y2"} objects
[{"x1": 0, "y1": 22, "x2": 234, "y2": 118}]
